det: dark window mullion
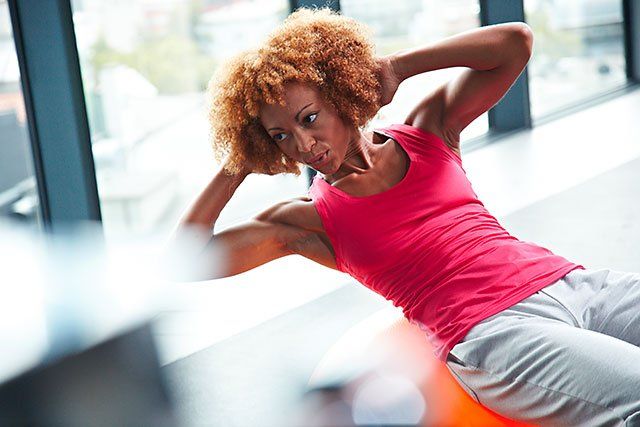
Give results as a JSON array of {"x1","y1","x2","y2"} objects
[
  {"x1": 8, "y1": 0, "x2": 101, "y2": 231},
  {"x1": 479, "y1": 0, "x2": 532, "y2": 134},
  {"x1": 623, "y1": 0, "x2": 640, "y2": 82}
]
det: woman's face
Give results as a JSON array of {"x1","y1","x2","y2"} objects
[{"x1": 258, "y1": 81, "x2": 355, "y2": 173}]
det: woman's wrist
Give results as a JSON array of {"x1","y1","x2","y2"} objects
[
  {"x1": 222, "y1": 156, "x2": 252, "y2": 180},
  {"x1": 388, "y1": 51, "x2": 409, "y2": 83}
]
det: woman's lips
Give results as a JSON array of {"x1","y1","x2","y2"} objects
[{"x1": 308, "y1": 150, "x2": 329, "y2": 166}]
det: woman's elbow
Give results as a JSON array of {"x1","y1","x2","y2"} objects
[{"x1": 510, "y1": 22, "x2": 534, "y2": 59}]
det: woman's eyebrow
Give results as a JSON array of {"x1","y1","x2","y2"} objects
[
  {"x1": 295, "y1": 102, "x2": 314, "y2": 121},
  {"x1": 267, "y1": 102, "x2": 314, "y2": 131}
]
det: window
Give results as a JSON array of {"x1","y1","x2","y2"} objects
[
  {"x1": 524, "y1": 0, "x2": 626, "y2": 120},
  {"x1": 0, "y1": 0, "x2": 41, "y2": 228},
  {"x1": 71, "y1": 0, "x2": 303, "y2": 238},
  {"x1": 340, "y1": 0, "x2": 487, "y2": 141}
]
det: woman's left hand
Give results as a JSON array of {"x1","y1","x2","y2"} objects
[{"x1": 375, "y1": 55, "x2": 402, "y2": 107}]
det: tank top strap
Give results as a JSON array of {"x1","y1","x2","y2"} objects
[
  {"x1": 377, "y1": 123, "x2": 463, "y2": 167},
  {"x1": 372, "y1": 124, "x2": 415, "y2": 157}
]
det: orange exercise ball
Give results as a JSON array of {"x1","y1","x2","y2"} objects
[{"x1": 304, "y1": 307, "x2": 536, "y2": 427}]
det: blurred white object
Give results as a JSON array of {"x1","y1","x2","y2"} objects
[
  {"x1": 0, "y1": 218, "x2": 204, "y2": 385},
  {"x1": 351, "y1": 373, "x2": 426, "y2": 425}
]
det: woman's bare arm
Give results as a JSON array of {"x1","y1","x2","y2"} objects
[
  {"x1": 172, "y1": 158, "x2": 250, "y2": 237},
  {"x1": 165, "y1": 159, "x2": 318, "y2": 281},
  {"x1": 384, "y1": 22, "x2": 533, "y2": 146}
]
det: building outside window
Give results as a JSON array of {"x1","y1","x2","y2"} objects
[
  {"x1": 0, "y1": 0, "x2": 41, "y2": 229},
  {"x1": 71, "y1": 0, "x2": 303, "y2": 238},
  {"x1": 524, "y1": 0, "x2": 626, "y2": 120}
]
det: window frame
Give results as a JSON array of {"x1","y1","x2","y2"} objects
[{"x1": 8, "y1": 0, "x2": 101, "y2": 232}]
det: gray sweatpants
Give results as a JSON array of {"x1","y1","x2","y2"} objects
[{"x1": 445, "y1": 267, "x2": 640, "y2": 426}]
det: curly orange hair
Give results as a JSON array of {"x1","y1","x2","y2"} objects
[{"x1": 207, "y1": 7, "x2": 383, "y2": 175}]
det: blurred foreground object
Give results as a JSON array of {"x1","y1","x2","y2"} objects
[
  {"x1": 0, "y1": 323, "x2": 175, "y2": 426},
  {"x1": 0, "y1": 218, "x2": 194, "y2": 426},
  {"x1": 296, "y1": 306, "x2": 534, "y2": 427}
]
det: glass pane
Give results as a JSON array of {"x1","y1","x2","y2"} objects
[
  {"x1": 0, "y1": 0, "x2": 41, "y2": 228},
  {"x1": 525, "y1": 0, "x2": 626, "y2": 120},
  {"x1": 341, "y1": 0, "x2": 487, "y2": 142},
  {"x1": 71, "y1": 0, "x2": 299, "y2": 237}
]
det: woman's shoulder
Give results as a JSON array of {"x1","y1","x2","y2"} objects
[
  {"x1": 253, "y1": 195, "x2": 339, "y2": 270},
  {"x1": 262, "y1": 195, "x2": 325, "y2": 234}
]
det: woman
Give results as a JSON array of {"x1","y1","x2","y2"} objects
[{"x1": 173, "y1": 8, "x2": 640, "y2": 426}]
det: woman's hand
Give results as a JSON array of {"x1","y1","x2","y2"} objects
[{"x1": 376, "y1": 55, "x2": 402, "y2": 107}]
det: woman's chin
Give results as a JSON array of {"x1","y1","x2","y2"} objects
[
  {"x1": 315, "y1": 161, "x2": 336, "y2": 174},
  {"x1": 308, "y1": 156, "x2": 334, "y2": 173}
]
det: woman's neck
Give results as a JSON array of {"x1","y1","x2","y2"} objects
[{"x1": 325, "y1": 129, "x2": 379, "y2": 183}]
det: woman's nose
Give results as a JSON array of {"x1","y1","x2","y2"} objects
[{"x1": 294, "y1": 130, "x2": 316, "y2": 153}]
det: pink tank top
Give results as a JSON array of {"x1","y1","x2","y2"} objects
[{"x1": 308, "y1": 123, "x2": 585, "y2": 361}]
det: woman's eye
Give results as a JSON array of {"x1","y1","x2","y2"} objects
[
  {"x1": 272, "y1": 133, "x2": 286, "y2": 142},
  {"x1": 304, "y1": 113, "x2": 317, "y2": 124}
]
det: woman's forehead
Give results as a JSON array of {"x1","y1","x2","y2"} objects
[
  {"x1": 260, "y1": 82, "x2": 322, "y2": 116},
  {"x1": 282, "y1": 82, "x2": 321, "y2": 105}
]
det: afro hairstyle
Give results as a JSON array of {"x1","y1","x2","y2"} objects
[{"x1": 206, "y1": 7, "x2": 383, "y2": 175}]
